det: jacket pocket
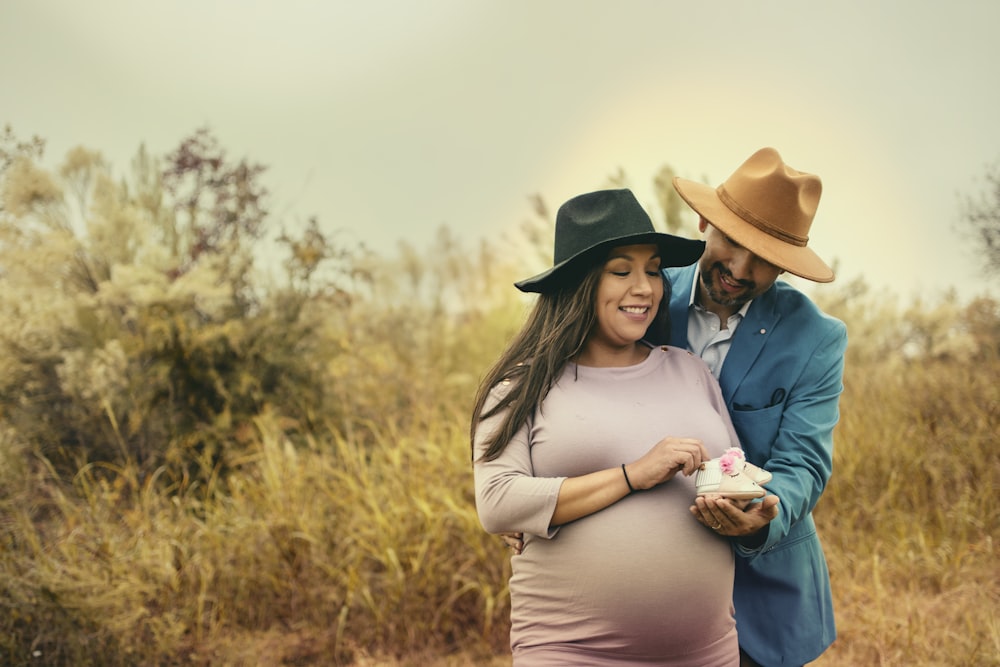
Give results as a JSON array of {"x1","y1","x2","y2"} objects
[{"x1": 729, "y1": 402, "x2": 783, "y2": 462}]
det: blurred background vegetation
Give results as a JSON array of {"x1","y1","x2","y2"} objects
[{"x1": 0, "y1": 126, "x2": 997, "y2": 666}]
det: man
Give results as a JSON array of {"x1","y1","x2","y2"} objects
[{"x1": 669, "y1": 147, "x2": 847, "y2": 667}]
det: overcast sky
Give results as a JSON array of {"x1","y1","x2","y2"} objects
[{"x1": 3, "y1": 0, "x2": 999, "y2": 301}]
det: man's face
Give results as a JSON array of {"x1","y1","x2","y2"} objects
[{"x1": 697, "y1": 217, "x2": 782, "y2": 313}]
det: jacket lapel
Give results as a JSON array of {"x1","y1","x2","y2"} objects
[{"x1": 718, "y1": 285, "x2": 782, "y2": 403}]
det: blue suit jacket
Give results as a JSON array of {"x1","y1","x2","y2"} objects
[{"x1": 665, "y1": 264, "x2": 847, "y2": 666}]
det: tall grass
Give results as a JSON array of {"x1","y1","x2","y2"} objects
[
  {"x1": 0, "y1": 411, "x2": 512, "y2": 665},
  {"x1": 3, "y1": 300, "x2": 997, "y2": 666},
  {"x1": 813, "y1": 356, "x2": 999, "y2": 666}
]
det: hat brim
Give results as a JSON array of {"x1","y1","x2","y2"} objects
[
  {"x1": 673, "y1": 178, "x2": 834, "y2": 283},
  {"x1": 515, "y1": 232, "x2": 705, "y2": 293}
]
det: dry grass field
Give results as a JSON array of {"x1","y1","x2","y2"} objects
[
  {"x1": 1, "y1": 133, "x2": 997, "y2": 665},
  {"x1": 351, "y1": 354, "x2": 1000, "y2": 667},
  {"x1": 2, "y1": 348, "x2": 995, "y2": 666},
  {"x1": 353, "y1": 354, "x2": 1000, "y2": 667}
]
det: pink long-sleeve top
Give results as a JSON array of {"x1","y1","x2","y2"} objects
[{"x1": 474, "y1": 345, "x2": 743, "y2": 666}]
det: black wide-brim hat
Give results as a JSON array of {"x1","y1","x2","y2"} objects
[{"x1": 515, "y1": 188, "x2": 705, "y2": 293}]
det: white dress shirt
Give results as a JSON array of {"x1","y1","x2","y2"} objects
[{"x1": 685, "y1": 267, "x2": 753, "y2": 379}]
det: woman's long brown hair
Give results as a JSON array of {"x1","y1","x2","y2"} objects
[{"x1": 470, "y1": 261, "x2": 671, "y2": 463}]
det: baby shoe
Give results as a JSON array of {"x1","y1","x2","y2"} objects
[
  {"x1": 723, "y1": 447, "x2": 772, "y2": 485},
  {"x1": 695, "y1": 457, "x2": 766, "y2": 500}
]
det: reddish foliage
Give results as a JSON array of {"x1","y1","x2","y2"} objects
[{"x1": 162, "y1": 128, "x2": 269, "y2": 271}]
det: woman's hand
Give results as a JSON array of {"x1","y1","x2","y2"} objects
[{"x1": 625, "y1": 436, "x2": 711, "y2": 490}]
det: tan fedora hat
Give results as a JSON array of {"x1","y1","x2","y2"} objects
[{"x1": 672, "y1": 147, "x2": 834, "y2": 283}]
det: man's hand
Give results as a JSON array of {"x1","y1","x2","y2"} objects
[
  {"x1": 690, "y1": 494, "x2": 779, "y2": 538},
  {"x1": 500, "y1": 531, "x2": 523, "y2": 555}
]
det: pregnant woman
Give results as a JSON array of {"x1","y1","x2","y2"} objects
[{"x1": 472, "y1": 188, "x2": 745, "y2": 666}]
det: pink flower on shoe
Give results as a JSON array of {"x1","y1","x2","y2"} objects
[
  {"x1": 719, "y1": 449, "x2": 741, "y2": 474},
  {"x1": 722, "y1": 446, "x2": 773, "y2": 485}
]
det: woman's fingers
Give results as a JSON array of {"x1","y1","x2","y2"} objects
[
  {"x1": 668, "y1": 438, "x2": 710, "y2": 476},
  {"x1": 632, "y1": 437, "x2": 709, "y2": 486}
]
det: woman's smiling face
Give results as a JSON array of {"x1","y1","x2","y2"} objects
[{"x1": 587, "y1": 243, "x2": 663, "y2": 356}]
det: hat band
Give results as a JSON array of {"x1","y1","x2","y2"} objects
[{"x1": 717, "y1": 184, "x2": 809, "y2": 247}]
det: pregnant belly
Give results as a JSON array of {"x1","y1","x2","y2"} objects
[{"x1": 509, "y1": 488, "x2": 735, "y2": 657}]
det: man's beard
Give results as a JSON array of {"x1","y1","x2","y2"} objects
[{"x1": 700, "y1": 262, "x2": 755, "y2": 309}]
